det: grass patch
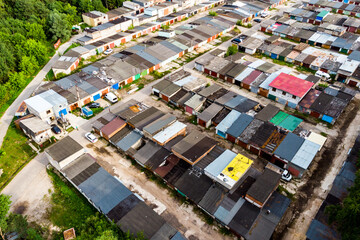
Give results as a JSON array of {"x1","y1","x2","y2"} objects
[
  {"x1": 187, "y1": 115, "x2": 198, "y2": 125},
  {"x1": 296, "y1": 66, "x2": 316, "y2": 74},
  {"x1": 63, "y1": 42, "x2": 81, "y2": 54},
  {"x1": 220, "y1": 36, "x2": 232, "y2": 42},
  {"x1": 320, "y1": 132, "x2": 328, "y2": 137},
  {"x1": 0, "y1": 119, "x2": 37, "y2": 190},
  {"x1": 193, "y1": 207, "x2": 214, "y2": 225},
  {"x1": 66, "y1": 126, "x2": 74, "y2": 133},
  {"x1": 277, "y1": 185, "x2": 294, "y2": 200},
  {"x1": 318, "y1": 83, "x2": 329, "y2": 88},
  {"x1": 45, "y1": 69, "x2": 55, "y2": 81}
]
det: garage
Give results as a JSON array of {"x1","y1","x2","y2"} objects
[
  {"x1": 93, "y1": 93, "x2": 101, "y2": 101},
  {"x1": 348, "y1": 80, "x2": 358, "y2": 87},
  {"x1": 112, "y1": 83, "x2": 119, "y2": 90}
]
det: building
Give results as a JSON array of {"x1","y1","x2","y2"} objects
[
  {"x1": 245, "y1": 168, "x2": 281, "y2": 208},
  {"x1": 184, "y1": 94, "x2": 206, "y2": 115},
  {"x1": 197, "y1": 103, "x2": 223, "y2": 128},
  {"x1": 24, "y1": 89, "x2": 69, "y2": 122},
  {"x1": 215, "y1": 110, "x2": 241, "y2": 139},
  {"x1": 19, "y1": 117, "x2": 52, "y2": 144},
  {"x1": 82, "y1": 11, "x2": 109, "y2": 27},
  {"x1": 100, "y1": 117, "x2": 127, "y2": 140},
  {"x1": 268, "y1": 73, "x2": 314, "y2": 108},
  {"x1": 45, "y1": 136, "x2": 85, "y2": 170}
]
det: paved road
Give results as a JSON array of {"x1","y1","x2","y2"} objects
[{"x1": 0, "y1": 33, "x2": 84, "y2": 148}]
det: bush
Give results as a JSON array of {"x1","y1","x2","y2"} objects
[
  {"x1": 209, "y1": 11, "x2": 217, "y2": 16},
  {"x1": 226, "y1": 45, "x2": 238, "y2": 57}
]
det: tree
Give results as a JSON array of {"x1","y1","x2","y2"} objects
[
  {"x1": 19, "y1": 56, "x2": 39, "y2": 76},
  {"x1": 93, "y1": 0, "x2": 108, "y2": 12},
  {"x1": 226, "y1": 45, "x2": 238, "y2": 57},
  {"x1": 7, "y1": 71, "x2": 27, "y2": 90},
  {"x1": 78, "y1": 0, "x2": 93, "y2": 13},
  {"x1": 47, "y1": 10, "x2": 72, "y2": 41},
  {"x1": 0, "y1": 194, "x2": 11, "y2": 240},
  {"x1": 96, "y1": 230, "x2": 118, "y2": 240},
  {"x1": 23, "y1": 39, "x2": 48, "y2": 65}
]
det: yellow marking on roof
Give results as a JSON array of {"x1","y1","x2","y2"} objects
[{"x1": 221, "y1": 154, "x2": 253, "y2": 181}]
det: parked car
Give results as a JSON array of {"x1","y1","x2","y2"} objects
[
  {"x1": 254, "y1": 18, "x2": 262, "y2": 23},
  {"x1": 281, "y1": 170, "x2": 292, "y2": 182},
  {"x1": 105, "y1": 92, "x2": 118, "y2": 103},
  {"x1": 315, "y1": 70, "x2": 331, "y2": 81},
  {"x1": 88, "y1": 102, "x2": 100, "y2": 108},
  {"x1": 261, "y1": 12, "x2": 269, "y2": 18},
  {"x1": 85, "y1": 132, "x2": 98, "y2": 143},
  {"x1": 51, "y1": 124, "x2": 61, "y2": 134},
  {"x1": 104, "y1": 49, "x2": 113, "y2": 55},
  {"x1": 231, "y1": 38, "x2": 242, "y2": 44}
]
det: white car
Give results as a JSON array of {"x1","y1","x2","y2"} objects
[
  {"x1": 261, "y1": 12, "x2": 269, "y2": 18},
  {"x1": 104, "y1": 49, "x2": 113, "y2": 55},
  {"x1": 315, "y1": 70, "x2": 331, "y2": 81},
  {"x1": 281, "y1": 170, "x2": 292, "y2": 182},
  {"x1": 85, "y1": 132, "x2": 98, "y2": 143},
  {"x1": 105, "y1": 92, "x2": 118, "y2": 103}
]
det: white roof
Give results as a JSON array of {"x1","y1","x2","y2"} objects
[
  {"x1": 24, "y1": 95, "x2": 53, "y2": 113},
  {"x1": 204, "y1": 150, "x2": 237, "y2": 180},
  {"x1": 152, "y1": 121, "x2": 187, "y2": 144},
  {"x1": 305, "y1": 131, "x2": 327, "y2": 149},
  {"x1": 248, "y1": 60, "x2": 265, "y2": 69},
  {"x1": 39, "y1": 89, "x2": 67, "y2": 106},
  {"x1": 290, "y1": 139, "x2": 320, "y2": 170},
  {"x1": 234, "y1": 67, "x2": 254, "y2": 82}
]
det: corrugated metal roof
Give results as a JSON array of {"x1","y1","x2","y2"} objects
[
  {"x1": 46, "y1": 136, "x2": 83, "y2": 163},
  {"x1": 153, "y1": 121, "x2": 187, "y2": 145},
  {"x1": 227, "y1": 114, "x2": 254, "y2": 138},
  {"x1": 133, "y1": 141, "x2": 161, "y2": 166},
  {"x1": 184, "y1": 94, "x2": 205, "y2": 109},
  {"x1": 214, "y1": 197, "x2": 245, "y2": 225},
  {"x1": 273, "y1": 132, "x2": 305, "y2": 161},
  {"x1": 116, "y1": 131, "x2": 142, "y2": 152},
  {"x1": 255, "y1": 104, "x2": 280, "y2": 122},
  {"x1": 143, "y1": 114, "x2": 176, "y2": 136},
  {"x1": 290, "y1": 139, "x2": 320, "y2": 170},
  {"x1": 215, "y1": 110, "x2": 241, "y2": 134},
  {"x1": 198, "y1": 84, "x2": 222, "y2": 98},
  {"x1": 198, "y1": 103, "x2": 223, "y2": 123},
  {"x1": 224, "y1": 95, "x2": 246, "y2": 109}
]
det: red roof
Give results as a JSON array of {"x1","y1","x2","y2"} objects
[
  {"x1": 101, "y1": 117, "x2": 126, "y2": 136},
  {"x1": 242, "y1": 70, "x2": 262, "y2": 85},
  {"x1": 269, "y1": 73, "x2": 314, "y2": 98}
]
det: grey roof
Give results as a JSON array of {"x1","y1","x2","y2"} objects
[
  {"x1": 306, "y1": 219, "x2": 340, "y2": 240},
  {"x1": 128, "y1": 107, "x2": 164, "y2": 129},
  {"x1": 143, "y1": 114, "x2": 177, "y2": 136},
  {"x1": 133, "y1": 141, "x2": 162, "y2": 166},
  {"x1": 150, "y1": 223, "x2": 177, "y2": 240},
  {"x1": 20, "y1": 117, "x2": 51, "y2": 134},
  {"x1": 118, "y1": 201, "x2": 166, "y2": 239},
  {"x1": 62, "y1": 153, "x2": 97, "y2": 180},
  {"x1": 238, "y1": 119, "x2": 265, "y2": 144},
  {"x1": 215, "y1": 91, "x2": 238, "y2": 106},
  {"x1": 323, "y1": 97, "x2": 347, "y2": 118},
  {"x1": 228, "y1": 201, "x2": 260, "y2": 237},
  {"x1": 161, "y1": 83, "x2": 181, "y2": 97},
  {"x1": 246, "y1": 169, "x2": 281, "y2": 204},
  {"x1": 255, "y1": 104, "x2": 280, "y2": 122},
  {"x1": 273, "y1": 132, "x2": 305, "y2": 161},
  {"x1": 198, "y1": 84, "x2": 222, "y2": 98},
  {"x1": 226, "y1": 114, "x2": 254, "y2": 138},
  {"x1": 194, "y1": 145, "x2": 226, "y2": 171},
  {"x1": 198, "y1": 184, "x2": 226, "y2": 215},
  {"x1": 46, "y1": 136, "x2": 83, "y2": 163},
  {"x1": 116, "y1": 131, "x2": 142, "y2": 152},
  {"x1": 198, "y1": 103, "x2": 223, "y2": 123},
  {"x1": 184, "y1": 94, "x2": 206, "y2": 109}
]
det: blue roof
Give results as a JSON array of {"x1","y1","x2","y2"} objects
[
  {"x1": 306, "y1": 219, "x2": 340, "y2": 240},
  {"x1": 290, "y1": 139, "x2": 320, "y2": 170},
  {"x1": 171, "y1": 232, "x2": 187, "y2": 240},
  {"x1": 135, "y1": 51, "x2": 161, "y2": 65},
  {"x1": 78, "y1": 168, "x2": 133, "y2": 214},
  {"x1": 81, "y1": 65, "x2": 100, "y2": 75},
  {"x1": 348, "y1": 50, "x2": 360, "y2": 61},
  {"x1": 55, "y1": 77, "x2": 76, "y2": 90},
  {"x1": 78, "y1": 81, "x2": 99, "y2": 94},
  {"x1": 215, "y1": 110, "x2": 241, "y2": 134},
  {"x1": 116, "y1": 131, "x2": 142, "y2": 152},
  {"x1": 160, "y1": 41, "x2": 183, "y2": 53},
  {"x1": 226, "y1": 114, "x2": 254, "y2": 138},
  {"x1": 224, "y1": 95, "x2": 246, "y2": 109},
  {"x1": 273, "y1": 133, "x2": 305, "y2": 161},
  {"x1": 338, "y1": 161, "x2": 357, "y2": 182},
  {"x1": 204, "y1": 150, "x2": 237, "y2": 179},
  {"x1": 262, "y1": 191, "x2": 290, "y2": 223}
]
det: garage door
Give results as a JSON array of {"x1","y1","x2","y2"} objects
[
  {"x1": 348, "y1": 80, "x2": 358, "y2": 87},
  {"x1": 59, "y1": 108, "x2": 68, "y2": 116},
  {"x1": 112, "y1": 83, "x2": 119, "y2": 90},
  {"x1": 93, "y1": 93, "x2": 101, "y2": 101}
]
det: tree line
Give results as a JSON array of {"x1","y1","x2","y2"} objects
[{"x1": 0, "y1": 0, "x2": 127, "y2": 113}]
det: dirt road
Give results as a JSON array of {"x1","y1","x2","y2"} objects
[
  {"x1": 79, "y1": 139, "x2": 235, "y2": 240},
  {"x1": 275, "y1": 96, "x2": 360, "y2": 240}
]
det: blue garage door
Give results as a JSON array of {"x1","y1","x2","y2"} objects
[
  {"x1": 271, "y1": 53, "x2": 277, "y2": 59},
  {"x1": 59, "y1": 108, "x2": 68, "y2": 116},
  {"x1": 217, "y1": 130, "x2": 226, "y2": 139},
  {"x1": 112, "y1": 83, "x2": 119, "y2": 90},
  {"x1": 93, "y1": 93, "x2": 101, "y2": 101}
]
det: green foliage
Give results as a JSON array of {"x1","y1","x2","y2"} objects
[
  {"x1": 47, "y1": 10, "x2": 72, "y2": 41},
  {"x1": 128, "y1": 24, "x2": 134, "y2": 30},
  {"x1": 209, "y1": 11, "x2": 217, "y2": 16},
  {"x1": 64, "y1": 42, "x2": 81, "y2": 54},
  {"x1": 236, "y1": 20, "x2": 242, "y2": 26},
  {"x1": 325, "y1": 170, "x2": 360, "y2": 239},
  {"x1": 0, "y1": 194, "x2": 11, "y2": 234},
  {"x1": 161, "y1": 24, "x2": 170, "y2": 30},
  {"x1": 318, "y1": 83, "x2": 329, "y2": 88},
  {"x1": 226, "y1": 45, "x2": 238, "y2": 57}
]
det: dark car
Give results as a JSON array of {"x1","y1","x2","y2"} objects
[
  {"x1": 88, "y1": 102, "x2": 100, "y2": 108},
  {"x1": 231, "y1": 38, "x2": 242, "y2": 44},
  {"x1": 51, "y1": 124, "x2": 61, "y2": 134},
  {"x1": 254, "y1": 19, "x2": 262, "y2": 23}
]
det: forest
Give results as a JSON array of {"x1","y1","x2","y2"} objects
[{"x1": 0, "y1": 0, "x2": 126, "y2": 115}]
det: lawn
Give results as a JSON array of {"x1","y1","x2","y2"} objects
[{"x1": 0, "y1": 120, "x2": 37, "y2": 190}]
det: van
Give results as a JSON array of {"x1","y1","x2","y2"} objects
[
  {"x1": 315, "y1": 71, "x2": 331, "y2": 81},
  {"x1": 105, "y1": 92, "x2": 118, "y2": 103}
]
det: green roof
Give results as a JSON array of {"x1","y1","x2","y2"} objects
[
  {"x1": 270, "y1": 111, "x2": 289, "y2": 126},
  {"x1": 278, "y1": 115, "x2": 303, "y2": 132},
  {"x1": 317, "y1": 10, "x2": 329, "y2": 18}
]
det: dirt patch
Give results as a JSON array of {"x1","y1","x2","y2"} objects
[
  {"x1": 92, "y1": 146, "x2": 113, "y2": 157},
  {"x1": 274, "y1": 98, "x2": 360, "y2": 239},
  {"x1": 13, "y1": 201, "x2": 29, "y2": 214}
]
